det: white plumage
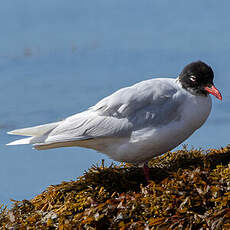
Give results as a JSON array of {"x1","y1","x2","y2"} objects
[{"x1": 7, "y1": 77, "x2": 212, "y2": 164}]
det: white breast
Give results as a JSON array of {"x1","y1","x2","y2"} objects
[{"x1": 105, "y1": 90, "x2": 212, "y2": 164}]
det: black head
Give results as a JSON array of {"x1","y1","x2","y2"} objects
[{"x1": 178, "y1": 61, "x2": 222, "y2": 100}]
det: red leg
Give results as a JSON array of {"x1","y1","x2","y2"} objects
[{"x1": 143, "y1": 162, "x2": 150, "y2": 183}]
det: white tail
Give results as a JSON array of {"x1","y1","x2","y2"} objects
[
  {"x1": 6, "y1": 137, "x2": 34, "y2": 146},
  {"x1": 7, "y1": 121, "x2": 61, "y2": 146}
]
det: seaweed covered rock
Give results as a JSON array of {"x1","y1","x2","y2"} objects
[{"x1": 0, "y1": 146, "x2": 230, "y2": 229}]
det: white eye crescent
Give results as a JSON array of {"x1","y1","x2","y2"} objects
[{"x1": 190, "y1": 76, "x2": 196, "y2": 82}]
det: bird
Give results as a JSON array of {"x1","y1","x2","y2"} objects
[{"x1": 7, "y1": 61, "x2": 222, "y2": 182}]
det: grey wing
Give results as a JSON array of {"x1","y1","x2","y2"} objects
[
  {"x1": 40, "y1": 79, "x2": 182, "y2": 145},
  {"x1": 128, "y1": 96, "x2": 182, "y2": 130},
  {"x1": 91, "y1": 78, "x2": 183, "y2": 129},
  {"x1": 40, "y1": 112, "x2": 133, "y2": 145}
]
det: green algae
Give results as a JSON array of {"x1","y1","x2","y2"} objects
[{"x1": 0, "y1": 146, "x2": 230, "y2": 229}]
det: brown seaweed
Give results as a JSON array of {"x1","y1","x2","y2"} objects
[{"x1": 0, "y1": 146, "x2": 230, "y2": 229}]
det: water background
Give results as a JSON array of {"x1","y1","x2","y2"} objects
[{"x1": 0, "y1": 0, "x2": 229, "y2": 206}]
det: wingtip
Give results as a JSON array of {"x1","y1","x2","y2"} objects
[
  {"x1": 7, "y1": 130, "x2": 20, "y2": 135},
  {"x1": 7, "y1": 129, "x2": 33, "y2": 136},
  {"x1": 7, "y1": 131, "x2": 14, "y2": 135}
]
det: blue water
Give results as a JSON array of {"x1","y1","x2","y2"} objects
[{"x1": 0, "y1": 1, "x2": 229, "y2": 206}]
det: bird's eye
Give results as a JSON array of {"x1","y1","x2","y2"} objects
[{"x1": 189, "y1": 76, "x2": 196, "y2": 82}]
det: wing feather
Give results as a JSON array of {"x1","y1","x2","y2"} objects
[
  {"x1": 8, "y1": 78, "x2": 183, "y2": 149},
  {"x1": 39, "y1": 79, "x2": 182, "y2": 146}
]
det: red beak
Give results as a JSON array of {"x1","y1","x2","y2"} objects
[{"x1": 204, "y1": 85, "x2": 222, "y2": 100}]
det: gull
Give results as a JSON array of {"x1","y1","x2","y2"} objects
[{"x1": 7, "y1": 61, "x2": 222, "y2": 182}]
